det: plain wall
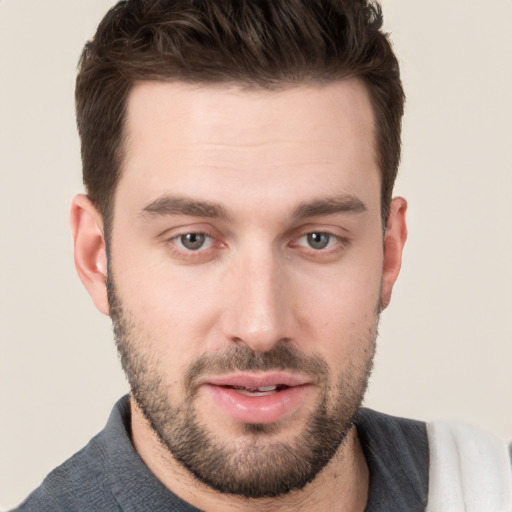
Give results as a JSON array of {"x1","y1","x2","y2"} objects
[{"x1": 1, "y1": 0, "x2": 511, "y2": 509}]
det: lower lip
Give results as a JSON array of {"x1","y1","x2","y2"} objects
[{"x1": 204, "y1": 384, "x2": 311, "y2": 424}]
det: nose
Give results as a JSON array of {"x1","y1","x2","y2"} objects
[{"x1": 221, "y1": 248, "x2": 292, "y2": 353}]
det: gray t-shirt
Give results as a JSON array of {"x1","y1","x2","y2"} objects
[{"x1": 13, "y1": 396, "x2": 428, "y2": 511}]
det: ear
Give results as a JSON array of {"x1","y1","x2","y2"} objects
[
  {"x1": 70, "y1": 194, "x2": 110, "y2": 315},
  {"x1": 380, "y1": 197, "x2": 408, "y2": 311}
]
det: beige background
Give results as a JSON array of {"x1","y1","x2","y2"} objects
[{"x1": 1, "y1": 0, "x2": 511, "y2": 509}]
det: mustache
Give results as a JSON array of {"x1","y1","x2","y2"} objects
[{"x1": 185, "y1": 343, "x2": 329, "y2": 392}]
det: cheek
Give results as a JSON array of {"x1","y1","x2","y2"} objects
[
  {"x1": 294, "y1": 254, "x2": 382, "y2": 359},
  {"x1": 110, "y1": 220, "x2": 384, "y2": 367},
  {"x1": 111, "y1": 245, "x2": 224, "y2": 356}
]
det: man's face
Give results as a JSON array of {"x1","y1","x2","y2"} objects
[{"x1": 106, "y1": 80, "x2": 392, "y2": 497}]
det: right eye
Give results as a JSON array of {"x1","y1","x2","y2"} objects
[
  {"x1": 173, "y1": 232, "x2": 214, "y2": 252},
  {"x1": 295, "y1": 232, "x2": 338, "y2": 251}
]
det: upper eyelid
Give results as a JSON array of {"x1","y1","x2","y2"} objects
[
  {"x1": 172, "y1": 232, "x2": 215, "y2": 251},
  {"x1": 287, "y1": 219, "x2": 353, "y2": 237},
  {"x1": 170, "y1": 231, "x2": 216, "y2": 244},
  {"x1": 159, "y1": 225, "x2": 349, "y2": 249},
  {"x1": 158, "y1": 223, "x2": 219, "y2": 240},
  {"x1": 292, "y1": 225, "x2": 350, "y2": 240},
  {"x1": 294, "y1": 232, "x2": 347, "y2": 245},
  {"x1": 169, "y1": 230, "x2": 213, "y2": 239}
]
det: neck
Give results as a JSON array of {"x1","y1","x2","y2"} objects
[{"x1": 130, "y1": 397, "x2": 369, "y2": 512}]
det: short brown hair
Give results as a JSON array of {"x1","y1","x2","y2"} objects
[{"x1": 76, "y1": 0, "x2": 404, "y2": 229}]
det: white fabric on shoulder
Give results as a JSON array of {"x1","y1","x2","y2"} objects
[{"x1": 426, "y1": 418, "x2": 512, "y2": 512}]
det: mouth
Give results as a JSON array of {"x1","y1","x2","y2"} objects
[
  {"x1": 201, "y1": 373, "x2": 313, "y2": 424},
  {"x1": 203, "y1": 371, "x2": 312, "y2": 388},
  {"x1": 222, "y1": 384, "x2": 292, "y2": 397}
]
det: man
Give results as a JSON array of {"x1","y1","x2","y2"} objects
[{"x1": 12, "y1": 1, "x2": 511, "y2": 511}]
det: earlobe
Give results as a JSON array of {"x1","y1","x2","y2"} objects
[
  {"x1": 380, "y1": 197, "x2": 408, "y2": 311},
  {"x1": 70, "y1": 194, "x2": 110, "y2": 315}
]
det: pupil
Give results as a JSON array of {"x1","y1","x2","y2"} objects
[
  {"x1": 181, "y1": 233, "x2": 205, "y2": 250},
  {"x1": 308, "y1": 232, "x2": 329, "y2": 249}
]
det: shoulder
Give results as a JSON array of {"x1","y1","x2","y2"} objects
[
  {"x1": 356, "y1": 407, "x2": 428, "y2": 463},
  {"x1": 10, "y1": 396, "x2": 198, "y2": 512},
  {"x1": 11, "y1": 431, "x2": 118, "y2": 512},
  {"x1": 426, "y1": 418, "x2": 512, "y2": 511},
  {"x1": 9, "y1": 397, "x2": 133, "y2": 512},
  {"x1": 355, "y1": 409, "x2": 512, "y2": 511},
  {"x1": 355, "y1": 408, "x2": 429, "y2": 511}
]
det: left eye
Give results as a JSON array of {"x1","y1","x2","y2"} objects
[
  {"x1": 174, "y1": 233, "x2": 214, "y2": 251},
  {"x1": 298, "y1": 232, "x2": 336, "y2": 250}
]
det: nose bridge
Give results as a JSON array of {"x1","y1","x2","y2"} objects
[{"x1": 225, "y1": 242, "x2": 290, "y2": 352}]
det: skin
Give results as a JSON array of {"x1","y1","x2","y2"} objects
[{"x1": 71, "y1": 79, "x2": 407, "y2": 511}]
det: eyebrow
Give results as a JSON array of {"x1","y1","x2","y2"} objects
[
  {"x1": 140, "y1": 195, "x2": 231, "y2": 220},
  {"x1": 292, "y1": 195, "x2": 367, "y2": 218},
  {"x1": 139, "y1": 194, "x2": 367, "y2": 221}
]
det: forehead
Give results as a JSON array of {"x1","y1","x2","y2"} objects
[
  {"x1": 124, "y1": 79, "x2": 375, "y2": 153},
  {"x1": 117, "y1": 79, "x2": 379, "y2": 218}
]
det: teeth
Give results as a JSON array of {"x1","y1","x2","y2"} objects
[
  {"x1": 237, "y1": 388, "x2": 275, "y2": 397},
  {"x1": 231, "y1": 385, "x2": 278, "y2": 391},
  {"x1": 230, "y1": 384, "x2": 281, "y2": 397},
  {"x1": 257, "y1": 385, "x2": 277, "y2": 391}
]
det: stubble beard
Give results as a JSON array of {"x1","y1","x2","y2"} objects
[{"x1": 108, "y1": 276, "x2": 377, "y2": 499}]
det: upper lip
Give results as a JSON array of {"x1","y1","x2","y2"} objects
[{"x1": 201, "y1": 372, "x2": 313, "y2": 389}]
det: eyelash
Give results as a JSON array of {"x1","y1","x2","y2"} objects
[
  {"x1": 173, "y1": 232, "x2": 215, "y2": 251},
  {"x1": 165, "y1": 229, "x2": 349, "y2": 261},
  {"x1": 290, "y1": 232, "x2": 350, "y2": 259},
  {"x1": 166, "y1": 231, "x2": 220, "y2": 260},
  {"x1": 295, "y1": 232, "x2": 341, "y2": 250}
]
